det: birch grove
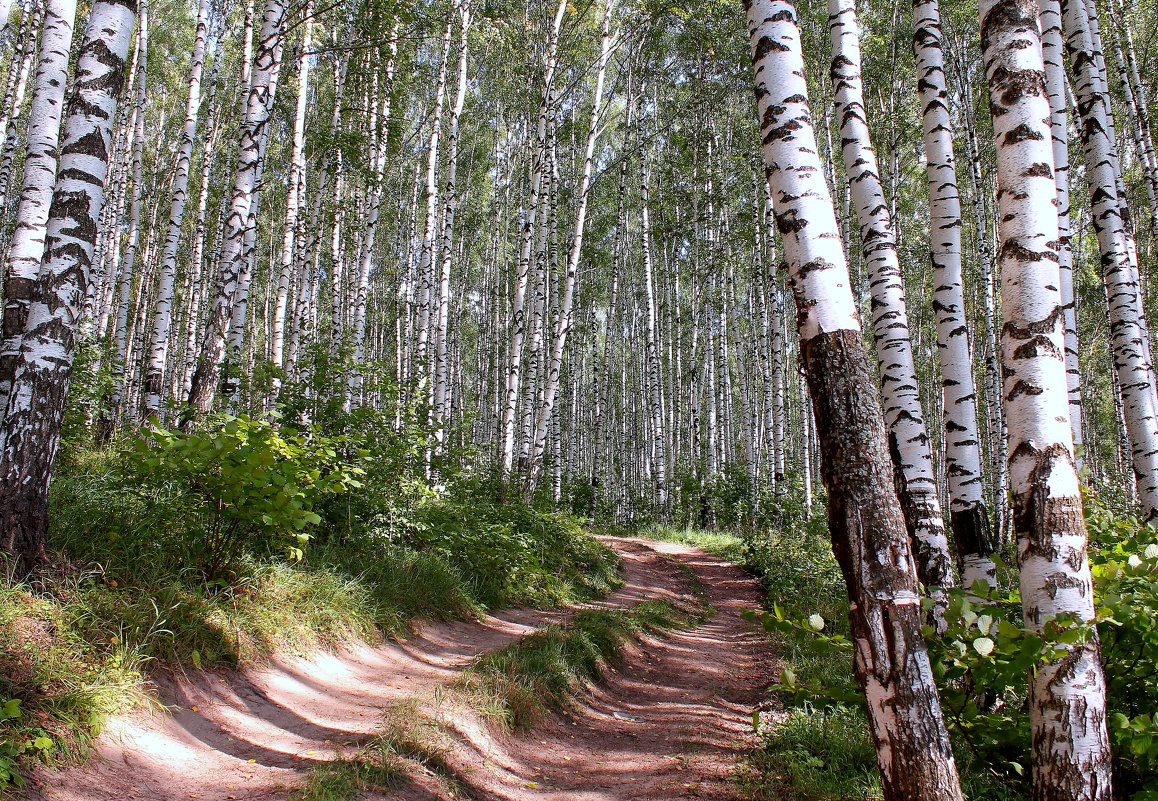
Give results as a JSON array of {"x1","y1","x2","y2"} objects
[{"x1": 0, "y1": 0, "x2": 1154, "y2": 795}]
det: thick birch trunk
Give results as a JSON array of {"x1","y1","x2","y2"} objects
[
  {"x1": 0, "y1": 0, "x2": 136, "y2": 573},
  {"x1": 979, "y1": 3, "x2": 1112, "y2": 799},
  {"x1": 746, "y1": 3, "x2": 963, "y2": 798},
  {"x1": 0, "y1": 0, "x2": 75, "y2": 413}
]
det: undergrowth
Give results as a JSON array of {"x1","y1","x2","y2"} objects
[
  {"x1": 648, "y1": 482, "x2": 1158, "y2": 801},
  {"x1": 0, "y1": 414, "x2": 621, "y2": 787}
]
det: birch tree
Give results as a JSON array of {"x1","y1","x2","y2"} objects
[
  {"x1": 186, "y1": 0, "x2": 285, "y2": 414},
  {"x1": 745, "y1": 2, "x2": 963, "y2": 797},
  {"x1": 1060, "y1": 0, "x2": 1158, "y2": 524},
  {"x1": 0, "y1": 0, "x2": 76, "y2": 413},
  {"x1": 912, "y1": 0, "x2": 997, "y2": 585},
  {"x1": 142, "y1": 0, "x2": 210, "y2": 418},
  {"x1": 979, "y1": 1, "x2": 1112, "y2": 798},
  {"x1": 0, "y1": 0, "x2": 136, "y2": 573}
]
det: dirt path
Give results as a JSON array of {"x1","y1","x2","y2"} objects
[{"x1": 27, "y1": 538, "x2": 775, "y2": 801}]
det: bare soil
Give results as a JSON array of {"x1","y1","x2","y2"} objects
[{"x1": 25, "y1": 537, "x2": 776, "y2": 801}]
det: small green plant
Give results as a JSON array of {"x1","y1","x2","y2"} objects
[
  {"x1": 1085, "y1": 495, "x2": 1158, "y2": 799},
  {"x1": 741, "y1": 706, "x2": 881, "y2": 801},
  {"x1": 127, "y1": 416, "x2": 364, "y2": 583},
  {"x1": 0, "y1": 698, "x2": 55, "y2": 788}
]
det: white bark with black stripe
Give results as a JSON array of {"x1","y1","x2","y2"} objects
[
  {"x1": 746, "y1": 2, "x2": 962, "y2": 798},
  {"x1": 979, "y1": 2, "x2": 1112, "y2": 798}
]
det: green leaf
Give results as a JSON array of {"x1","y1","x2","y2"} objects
[{"x1": 972, "y1": 637, "x2": 995, "y2": 657}]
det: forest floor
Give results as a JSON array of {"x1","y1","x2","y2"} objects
[{"x1": 23, "y1": 537, "x2": 776, "y2": 801}]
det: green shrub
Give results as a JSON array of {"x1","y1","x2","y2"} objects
[
  {"x1": 126, "y1": 416, "x2": 363, "y2": 583},
  {"x1": 392, "y1": 496, "x2": 620, "y2": 608}
]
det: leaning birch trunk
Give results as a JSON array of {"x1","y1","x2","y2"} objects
[
  {"x1": 828, "y1": 0, "x2": 956, "y2": 601},
  {"x1": 186, "y1": 0, "x2": 285, "y2": 415},
  {"x1": 979, "y1": 2, "x2": 1113, "y2": 799},
  {"x1": 1060, "y1": 0, "x2": 1158, "y2": 523},
  {"x1": 141, "y1": 0, "x2": 209, "y2": 418},
  {"x1": 0, "y1": 0, "x2": 76, "y2": 414},
  {"x1": 1100, "y1": 0, "x2": 1158, "y2": 245},
  {"x1": 525, "y1": 0, "x2": 613, "y2": 493},
  {"x1": 0, "y1": 0, "x2": 136, "y2": 574},
  {"x1": 745, "y1": 3, "x2": 963, "y2": 799},
  {"x1": 912, "y1": 0, "x2": 998, "y2": 586}
]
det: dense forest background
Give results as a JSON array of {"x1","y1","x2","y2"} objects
[{"x1": 0, "y1": 0, "x2": 1154, "y2": 798}]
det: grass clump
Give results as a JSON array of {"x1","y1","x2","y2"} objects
[
  {"x1": 296, "y1": 702, "x2": 460, "y2": 801},
  {"x1": 459, "y1": 597, "x2": 708, "y2": 730},
  {"x1": 742, "y1": 707, "x2": 879, "y2": 801},
  {"x1": 0, "y1": 578, "x2": 154, "y2": 786}
]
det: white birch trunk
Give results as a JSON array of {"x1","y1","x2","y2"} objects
[
  {"x1": 0, "y1": 0, "x2": 135, "y2": 571},
  {"x1": 979, "y1": 2, "x2": 1112, "y2": 798},
  {"x1": 525, "y1": 0, "x2": 613, "y2": 492},
  {"x1": 0, "y1": 0, "x2": 75, "y2": 412},
  {"x1": 186, "y1": 0, "x2": 284, "y2": 413},
  {"x1": 911, "y1": 0, "x2": 998, "y2": 586},
  {"x1": 269, "y1": 1, "x2": 313, "y2": 397},
  {"x1": 433, "y1": 3, "x2": 471, "y2": 444},
  {"x1": 141, "y1": 0, "x2": 209, "y2": 418}
]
